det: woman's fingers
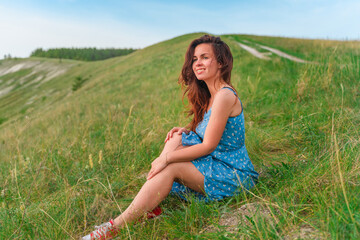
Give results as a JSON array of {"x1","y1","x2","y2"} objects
[
  {"x1": 170, "y1": 127, "x2": 178, "y2": 138},
  {"x1": 165, "y1": 127, "x2": 181, "y2": 142},
  {"x1": 178, "y1": 128, "x2": 186, "y2": 135},
  {"x1": 147, "y1": 170, "x2": 153, "y2": 179},
  {"x1": 147, "y1": 169, "x2": 157, "y2": 180},
  {"x1": 147, "y1": 164, "x2": 155, "y2": 179},
  {"x1": 147, "y1": 156, "x2": 167, "y2": 180},
  {"x1": 164, "y1": 132, "x2": 170, "y2": 142},
  {"x1": 147, "y1": 164, "x2": 161, "y2": 180},
  {"x1": 164, "y1": 127, "x2": 189, "y2": 143},
  {"x1": 177, "y1": 128, "x2": 188, "y2": 135}
]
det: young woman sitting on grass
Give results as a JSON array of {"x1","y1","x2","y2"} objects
[{"x1": 82, "y1": 34, "x2": 259, "y2": 240}]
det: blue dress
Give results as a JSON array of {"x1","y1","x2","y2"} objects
[{"x1": 170, "y1": 87, "x2": 259, "y2": 202}]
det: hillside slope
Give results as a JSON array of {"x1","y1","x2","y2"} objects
[{"x1": 0, "y1": 33, "x2": 359, "y2": 239}]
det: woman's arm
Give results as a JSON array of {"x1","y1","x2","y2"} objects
[
  {"x1": 167, "y1": 89, "x2": 239, "y2": 163},
  {"x1": 147, "y1": 89, "x2": 239, "y2": 180}
]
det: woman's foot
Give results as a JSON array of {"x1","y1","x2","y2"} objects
[
  {"x1": 81, "y1": 207, "x2": 162, "y2": 240},
  {"x1": 81, "y1": 219, "x2": 119, "y2": 240}
]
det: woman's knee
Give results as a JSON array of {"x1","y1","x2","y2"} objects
[
  {"x1": 161, "y1": 162, "x2": 183, "y2": 179},
  {"x1": 166, "y1": 162, "x2": 205, "y2": 193},
  {"x1": 165, "y1": 162, "x2": 195, "y2": 180}
]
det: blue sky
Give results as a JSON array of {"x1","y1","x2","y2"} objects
[{"x1": 1, "y1": 0, "x2": 359, "y2": 58}]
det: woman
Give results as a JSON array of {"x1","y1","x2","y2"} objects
[{"x1": 82, "y1": 35, "x2": 258, "y2": 240}]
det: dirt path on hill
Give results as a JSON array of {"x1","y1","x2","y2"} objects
[
  {"x1": 258, "y1": 44, "x2": 308, "y2": 63},
  {"x1": 237, "y1": 43, "x2": 270, "y2": 60},
  {"x1": 237, "y1": 42, "x2": 310, "y2": 63}
]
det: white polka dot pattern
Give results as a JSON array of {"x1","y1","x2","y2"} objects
[{"x1": 171, "y1": 88, "x2": 259, "y2": 202}]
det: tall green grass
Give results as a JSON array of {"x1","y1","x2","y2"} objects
[{"x1": 0, "y1": 33, "x2": 359, "y2": 239}]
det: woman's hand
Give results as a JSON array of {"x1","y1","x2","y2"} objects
[
  {"x1": 164, "y1": 127, "x2": 189, "y2": 143},
  {"x1": 147, "y1": 154, "x2": 168, "y2": 180}
]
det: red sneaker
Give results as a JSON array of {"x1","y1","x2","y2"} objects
[
  {"x1": 136, "y1": 206, "x2": 162, "y2": 223},
  {"x1": 147, "y1": 206, "x2": 162, "y2": 219},
  {"x1": 81, "y1": 219, "x2": 119, "y2": 240}
]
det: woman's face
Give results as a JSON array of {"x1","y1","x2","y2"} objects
[{"x1": 192, "y1": 43, "x2": 221, "y2": 82}]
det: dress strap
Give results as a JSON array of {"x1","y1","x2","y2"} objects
[
  {"x1": 221, "y1": 86, "x2": 237, "y2": 96},
  {"x1": 221, "y1": 87, "x2": 243, "y2": 109}
]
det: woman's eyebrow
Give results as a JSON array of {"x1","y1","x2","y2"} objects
[{"x1": 193, "y1": 53, "x2": 209, "y2": 58}]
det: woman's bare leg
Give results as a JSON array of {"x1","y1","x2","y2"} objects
[
  {"x1": 113, "y1": 134, "x2": 204, "y2": 227},
  {"x1": 113, "y1": 162, "x2": 204, "y2": 226}
]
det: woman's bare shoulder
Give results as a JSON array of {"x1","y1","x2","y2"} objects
[
  {"x1": 214, "y1": 88, "x2": 242, "y2": 116},
  {"x1": 214, "y1": 88, "x2": 237, "y2": 104},
  {"x1": 210, "y1": 89, "x2": 236, "y2": 115}
]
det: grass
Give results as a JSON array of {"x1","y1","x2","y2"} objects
[{"x1": 0, "y1": 32, "x2": 359, "y2": 239}]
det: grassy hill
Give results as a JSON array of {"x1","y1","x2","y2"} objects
[{"x1": 0, "y1": 32, "x2": 359, "y2": 239}]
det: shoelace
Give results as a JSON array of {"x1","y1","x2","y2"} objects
[
  {"x1": 94, "y1": 222, "x2": 111, "y2": 230},
  {"x1": 91, "y1": 220, "x2": 118, "y2": 239}
]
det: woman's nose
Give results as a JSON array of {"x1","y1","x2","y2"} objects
[{"x1": 195, "y1": 59, "x2": 202, "y2": 65}]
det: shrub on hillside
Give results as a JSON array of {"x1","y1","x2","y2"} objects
[
  {"x1": 72, "y1": 76, "x2": 88, "y2": 91},
  {"x1": 30, "y1": 47, "x2": 137, "y2": 61},
  {"x1": 0, "y1": 117, "x2": 7, "y2": 125}
]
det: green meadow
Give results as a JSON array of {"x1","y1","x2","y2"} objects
[{"x1": 0, "y1": 33, "x2": 359, "y2": 239}]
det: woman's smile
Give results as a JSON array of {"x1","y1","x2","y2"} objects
[{"x1": 195, "y1": 68, "x2": 205, "y2": 74}]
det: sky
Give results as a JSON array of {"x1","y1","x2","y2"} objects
[{"x1": 0, "y1": 0, "x2": 359, "y2": 59}]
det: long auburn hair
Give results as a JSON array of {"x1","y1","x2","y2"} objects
[{"x1": 179, "y1": 35, "x2": 234, "y2": 132}]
